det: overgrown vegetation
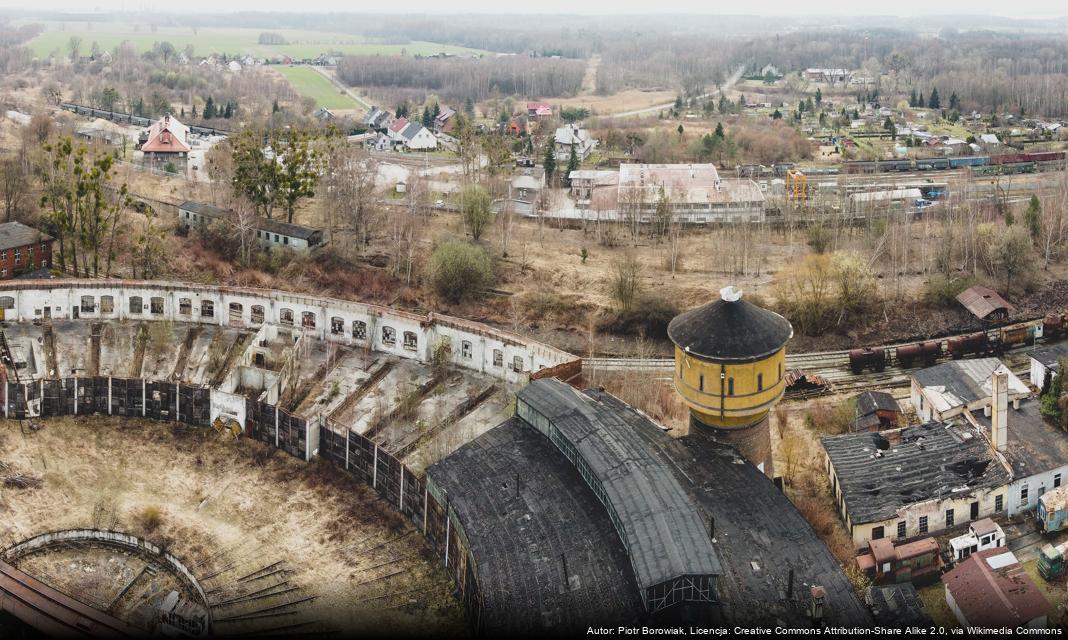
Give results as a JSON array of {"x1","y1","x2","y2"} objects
[{"x1": 428, "y1": 239, "x2": 494, "y2": 303}]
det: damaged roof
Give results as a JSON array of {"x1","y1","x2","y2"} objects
[
  {"x1": 969, "y1": 399, "x2": 1068, "y2": 479},
  {"x1": 942, "y1": 549, "x2": 1051, "y2": 627},
  {"x1": 582, "y1": 389, "x2": 871, "y2": 627},
  {"x1": 515, "y1": 380, "x2": 720, "y2": 595},
  {"x1": 866, "y1": 584, "x2": 933, "y2": 627},
  {"x1": 1030, "y1": 342, "x2": 1068, "y2": 369},
  {"x1": 957, "y1": 285, "x2": 1015, "y2": 320},
  {"x1": 822, "y1": 421, "x2": 1012, "y2": 525},
  {"x1": 425, "y1": 417, "x2": 642, "y2": 634},
  {"x1": 856, "y1": 391, "x2": 900, "y2": 417},
  {"x1": 913, "y1": 358, "x2": 1028, "y2": 415}
]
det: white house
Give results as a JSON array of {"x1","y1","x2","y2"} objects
[
  {"x1": 398, "y1": 122, "x2": 438, "y2": 151},
  {"x1": 554, "y1": 124, "x2": 595, "y2": 161},
  {"x1": 1029, "y1": 342, "x2": 1068, "y2": 389}
]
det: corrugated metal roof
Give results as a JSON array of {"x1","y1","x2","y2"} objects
[
  {"x1": 516, "y1": 379, "x2": 720, "y2": 594},
  {"x1": 956, "y1": 285, "x2": 1015, "y2": 319}
]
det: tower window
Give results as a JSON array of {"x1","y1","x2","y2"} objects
[
  {"x1": 757, "y1": 373, "x2": 763, "y2": 391},
  {"x1": 779, "y1": 362, "x2": 782, "y2": 380},
  {"x1": 727, "y1": 378, "x2": 734, "y2": 396},
  {"x1": 699, "y1": 374, "x2": 704, "y2": 392}
]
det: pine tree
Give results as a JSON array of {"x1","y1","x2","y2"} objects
[
  {"x1": 563, "y1": 144, "x2": 579, "y2": 188},
  {"x1": 223, "y1": 102, "x2": 233, "y2": 119},
  {"x1": 714, "y1": 122, "x2": 725, "y2": 139},
  {"x1": 543, "y1": 143, "x2": 556, "y2": 187},
  {"x1": 191, "y1": 103, "x2": 198, "y2": 119},
  {"x1": 203, "y1": 96, "x2": 216, "y2": 119},
  {"x1": 815, "y1": 88, "x2": 822, "y2": 105},
  {"x1": 949, "y1": 92, "x2": 960, "y2": 111},
  {"x1": 928, "y1": 88, "x2": 940, "y2": 110},
  {"x1": 422, "y1": 106, "x2": 432, "y2": 127},
  {"x1": 909, "y1": 88, "x2": 917, "y2": 107},
  {"x1": 272, "y1": 100, "x2": 280, "y2": 114},
  {"x1": 1025, "y1": 195, "x2": 1042, "y2": 241}
]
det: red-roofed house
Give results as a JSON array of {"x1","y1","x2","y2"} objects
[
  {"x1": 942, "y1": 549, "x2": 1051, "y2": 629},
  {"x1": 527, "y1": 102, "x2": 552, "y2": 118},
  {"x1": 138, "y1": 114, "x2": 191, "y2": 173},
  {"x1": 387, "y1": 117, "x2": 410, "y2": 143}
]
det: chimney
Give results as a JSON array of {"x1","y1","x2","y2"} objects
[{"x1": 991, "y1": 372, "x2": 1008, "y2": 451}]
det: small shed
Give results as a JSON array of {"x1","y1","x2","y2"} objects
[
  {"x1": 956, "y1": 285, "x2": 1015, "y2": 321},
  {"x1": 854, "y1": 391, "x2": 902, "y2": 431}
]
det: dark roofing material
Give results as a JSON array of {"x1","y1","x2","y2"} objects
[
  {"x1": 1030, "y1": 342, "x2": 1068, "y2": 369},
  {"x1": 583, "y1": 390, "x2": 872, "y2": 626},
  {"x1": 0, "y1": 222, "x2": 54, "y2": 251},
  {"x1": 515, "y1": 380, "x2": 720, "y2": 597},
  {"x1": 178, "y1": 200, "x2": 228, "y2": 218},
  {"x1": 912, "y1": 358, "x2": 1005, "y2": 408},
  {"x1": 957, "y1": 285, "x2": 1015, "y2": 320},
  {"x1": 856, "y1": 391, "x2": 900, "y2": 417},
  {"x1": 425, "y1": 417, "x2": 642, "y2": 634},
  {"x1": 865, "y1": 584, "x2": 933, "y2": 627},
  {"x1": 667, "y1": 295, "x2": 793, "y2": 362},
  {"x1": 179, "y1": 201, "x2": 322, "y2": 241},
  {"x1": 970, "y1": 399, "x2": 1068, "y2": 479},
  {"x1": 822, "y1": 422, "x2": 1011, "y2": 525}
]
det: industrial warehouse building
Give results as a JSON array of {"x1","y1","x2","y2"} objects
[
  {"x1": 428, "y1": 378, "x2": 870, "y2": 632},
  {"x1": 565, "y1": 163, "x2": 766, "y2": 224},
  {"x1": 178, "y1": 201, "x2": 325, "y2": 252}
]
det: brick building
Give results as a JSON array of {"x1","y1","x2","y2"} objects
[{"x1": 0, "y1": 222, "x2": 54, "y2": 280}]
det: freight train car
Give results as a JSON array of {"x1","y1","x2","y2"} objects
[
  {"x1": 842, "y1": 151, "x2": 1065, "y2": 176},
  {"x1": 849, "y1": 347, "x2": 888, "y2": 373}
]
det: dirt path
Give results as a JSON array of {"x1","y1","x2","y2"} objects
[
  {"x1": 311, "y1": 65, "x2": 372, "y2": 111},
  {"x1": 580, "y1": 54, "x2": 600, "y2": 95},
  {"x1": 607, "y1": 65, "x2": 745, "y2": 119}
]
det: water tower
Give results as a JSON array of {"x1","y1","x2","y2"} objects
[{"x1": 667, "y1": 286, "x2": 793, "y2": 475}]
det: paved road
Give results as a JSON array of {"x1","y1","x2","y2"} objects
[{"x1": 607, "y1": 66, "x2": 745, "y2": 119}]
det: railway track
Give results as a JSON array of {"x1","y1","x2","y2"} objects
[
  {"x1": 0, "y1": 560, "x2": 144, "y2": 638},
  {"x1": 585, "y1": 336, "x2": 1046, "y2": 399}
]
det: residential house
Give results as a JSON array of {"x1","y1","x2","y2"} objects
[
  {"x1": 504, "y1": 114, "x2": 530, "y2": 136},
  {"x1": 313, "y1": 107, "x2": 335, "y2": 122},
  {"x1": 387, "y1": 118, "x2": 410, "y2": 143},
  {"x1": 616, "y1": 163, "x2": 766, "y2": 223},
  {"x1": 554, "y1": 124, "x2": 595, "y2": 161},
  {"x1": 979, "y1": 133, "x2": 1001, "y2": 147},
  {"x1": 910, "y1": 358, "x2": 1028, "y2": 422},
  {"x1": 855, "y1": 537, "x2": 943, "y2": 585},
  {"x1": 503, "y1": 169, "x2": 544, "y2": 216},
  {"x1": 433, "y1": 106, "x2": 456, "y2": 133},
  {"x1": 0, "y1": 222, "x2": 54, "y2": 280},
  {"x1": 178, "y1": 201, "x2": 325, "y2": 252},
  {"x1": 137, "y1": 114, "x2": 191, "y2": 173},
  {"x1": 567, "y1": 170, "x2": 618, "y2": 209},
  {"x1": 227, "y1": 60, "x2": 242, "y2": 73},
  {"x1": 397, "y1": 122, "x2": 438, "y2": 151},
  {"x1": 942, "y1": 549, "x2": 1051, "y2": 629},
  {"x1": 364, "y1": 106, "x2": 392, "y2": 130},
  {"x1": 803, "y1": 68, "x2": 851, "y2": 84},
  {"x1": 527, "y1": 102, "x2": 553, "y2": 118}
]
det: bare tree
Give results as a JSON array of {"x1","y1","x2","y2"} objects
[
  {"x1": 327, "y1": 145, "x2": 379, "y2": 249},
  {"x1": 0, "y1": 157, "x2": 27, "y2": 222},
  {"x1": 229, "y1": 198, "x2": 258, "y2": 266}
]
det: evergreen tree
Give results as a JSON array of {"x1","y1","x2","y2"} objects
[
  {"x1": 909, "y1": 88, "x2": 917, "y2": 107},
  {"x1": 928, "y1": 87, "x2": 940, "y2": 110},
  {"x1": 191, "y1": 103, "x2": 198, "y2": 119},
  {"x1": 815, "y1": 88, "x2": 822, "y2": 105},
  {"x1": 543, "y1": 144, "x2": 556, "y2": 187},
  {"x1": 771, "y1": 109, "x2": 782, "y2": 120},
  {"x1": 714, "y1": 122, "x2": 725, "y2": 139},
  {"x1": 563, "y1": 144, "x2": 578, "y2": 188},
  {"x1": 1025, "y1": 195, "x2": 1042, "y2": 241},
  {"x1": 203, "y1": 96, "x2": 216, "y2": 119},
  {"x1": 463, "y1": 97, "x2": 474, "y2": 117},
  {"x1": 949, "y1": 92, "x2": 960, "y2": 111},
  {"x1": 223, "y1": 102, "x2": 233, "y2": 119},
  {"x1": 422, "y1": 106, "x2": 433, "y2": 127},
  {"x1": 272, "y1": 100, "x2": 280, "y2": 114}
]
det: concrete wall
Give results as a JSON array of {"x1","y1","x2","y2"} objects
[
  {"x1": 1009, "y1": 468, "x2": 1068, "y2": 517},
  {"x1": 0, "y1": 280, "x2": 578, "y2": 386}
]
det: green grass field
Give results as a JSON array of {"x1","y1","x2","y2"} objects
[
  {"x1": 274, "y1": 66, "x2": 361, "y2": 110},
  {"x1": 26, "y1": 21, "x2": 487, "y2": 59}
]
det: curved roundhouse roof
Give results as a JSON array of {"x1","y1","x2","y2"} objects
[{"x1": 668, "y1": 291, "x2": 793, "y2": 363}]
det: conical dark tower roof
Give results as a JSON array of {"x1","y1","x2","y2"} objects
[{"x1": 667, "y1": 286, "x2": 793, "y2": 363}]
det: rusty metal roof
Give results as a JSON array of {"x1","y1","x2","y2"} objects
[{"x1": 956, "y1": 285, "x2": 1015, "y2": 319}]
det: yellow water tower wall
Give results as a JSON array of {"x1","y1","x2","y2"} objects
[{"x1": 673, "y1": 345, "x2": 787, "y2": 428}]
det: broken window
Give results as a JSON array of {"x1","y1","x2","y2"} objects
[
  {"x1": 352, "y1": 320, "x2": 367, "y2": 340},
  {"x1": 331, "y1": 317, "x2": 344, "y2": 335},
  {"x1": 129, "y1": 296, "x2": 143, "y2": 314},
  {"x1": 382, "y1": 326, "x2": 396, "y2": 346},
  {"x1": 493, "y1": 349, "x2": 503, "y2": 367},
  {"x1": 229, "y1": 302, "x2": 243, "y2": 324},
  {"x1": 461, "y1": 340, "x2": 473, "y2": 359},
  {"x1": 201, "y1": 300, "x2": 214, "y2": 318},
  {"x1": 302, "y1": 311, "x2": 316, "y2": 328},
  {"x1": 512, "y1": 356, "x2": 524, "y2": 373},
  {"x1": 1021, "y1": 485, "x2": 1029, "y2": 506},
  {"x1": 100, "y1": 296, "x2": 114, "y2": 314},
  {"x1": 150, "y1": 297, "x2": 164, "y2": 314},
  {"x1": 250, "y1": 305, "x2": 265, "y2": 324},
  {"x1": 995, "y1": 494, "x2": 1004, "y2": 512},
  {"x1": 918, "y1": 516, "x2": 928, "y2": 534},
  {"x1": 945, "y1": 509, "x2": 954, "y2": 528},
  {"x1": 757, "y1": 373, "x2": 763, "y2": 392},
  {"x1": 80, "y1": 296, "x2": 95, "y2": 312},
  {"x1": 179, "y1": 298, "x2": 192, "y2": 315},
  {"x1": 280, "y1": 308, "x2": 294, "y2": 325},
  {"x1": 871, "y1": 526, "x2": 884, "y2": 540},
  {"x1": 254, "y1": 352, "x2": 266, "y2": 367},
  {"x1": 896, "y1": 521, "x2": 906, "y2": 539},
  {"x1": 402, "y1": 331, "x2": 418, "y2": 351},
  {"x1": 699, "y1": 374, "x2": 704, "y2": 392},
  {"x1": 1056, "y1": 474, "x2": 1062, "y2": 489}
]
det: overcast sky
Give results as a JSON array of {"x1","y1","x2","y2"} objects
[{"x1": 0, "y1": 0, "x2": 1065, "y2": 17}]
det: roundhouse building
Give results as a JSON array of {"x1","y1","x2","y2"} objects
[{"x1": 667, "y1": 286, "x2": 793, "y2": 475}]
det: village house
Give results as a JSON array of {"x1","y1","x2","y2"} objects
[
  {"x1": 397, "y1": 122, "x2": 438, "y2": 151},
  {"x1": 554, "y1": 124, "x2": 595, "y2": 161},
  {"x1": 364, "y1": 106, "x2": 392, "y2": 130},
  {"x1": 137, "y1": 114, "x2": 191, "y2": 173},
  {"x1": 1029, "y1": 342, "x2": 1068, "y2": 389},
  {"x1": 178, "y1": 201, "x2": 325, "y2": 253},
  {"x1": 527, "y1": 102, "x2": 553, "y2": 118},
  {"x1": 942, "y1": 549, "x2": 1051, "y2": 629},
  {"x1": 313, "y1": 107, "x2": 335, "y2": 122},
  {"x1": 616, "y1": 163, "x2": 766, "y2": 224},
  {"x1": 803, "y1": 68, "x2": 851, "y2": 84},
  {"x1": 0, "y1": 222, "x2": 54, "y2": 280},
  {"x1": 433, "y1": 106, "x2": 456, "y2": 133},
  {"x1": 854, "y1": 390, "x2": 903, "y2": 431}
]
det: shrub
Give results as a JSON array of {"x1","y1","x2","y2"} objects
[
  {"x1": 922, "y1": 274, "x2": 976, "y2": 306},
  {"x1": 138, "y1": 505, "x2": 164, "y2": 532},
  {"x1": 428, "y1": 239, "x2": 494, "y2": 303},
  {"x1": 803, "y1": 398, "x2": 857, "y2": 435},
  {"x1": 599, "y1": 294, "x2": 679, "y2": 339},
  {"x1": 459, "y1": 185, "x2": 494, "y2": 241},
  {"x1": 806, "y1": 225, "x2": 831, "y2": 254}
]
